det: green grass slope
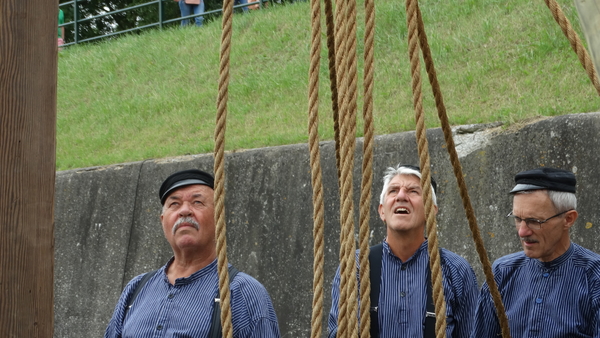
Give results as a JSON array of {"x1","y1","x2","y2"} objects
[{"x1": 57, "y1": 0, "x2": 600, "y2": 170}]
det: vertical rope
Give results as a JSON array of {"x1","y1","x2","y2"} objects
[
  {"x1": 214, "y1": 0, "x2": 235, "y2": 335},
  {"x1": 358, "y1": 0, "x2": 376, "y2": 335},
  {"x1": 413, "y1": 2, "x2": 511, "y2": 337},
  {"x1": 322, "y1": 0, "x2": 342, "y2": 184},
  {"x1": 333, "y1": 0, "x2": 360, "y2": 335},
  {"x1": 543, "y1": 0, "x2": 600, "y2": 96},
  {"x1": 307, "y1": 0, "x2": 325, "y2": 335},
  {"x1": 404, "y1": 0, "x2": 447, "y2": 336},
  {"x1": 344, "y1": 0, "x2": 360, "y2": 335}
]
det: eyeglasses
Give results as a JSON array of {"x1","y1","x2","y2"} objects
[{"x1": 506, "y1": 210, "x2": 572, "y2": 230}]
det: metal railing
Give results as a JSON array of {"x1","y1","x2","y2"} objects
[{"x1": 59, "y1": 0, "x2": 267, "y2": 47}]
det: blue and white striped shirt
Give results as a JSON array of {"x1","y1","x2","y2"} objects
[
  {"x1": 105, "y1": 258, "x2": 280, "y2": 338},
  {"x1": 471, "y1": 243, "x2": 600, "y2": 338},
  {"x1": 327, "y1": 240, "x2": 478, "y2": 338}
]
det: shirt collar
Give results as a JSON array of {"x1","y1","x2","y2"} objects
[
  {"x1": 533, "y1": 242, "x2": 574, "y2": 269},
  {"x1": 382, "y1": 238, "x2": 429, "y2": 264},
  {"x1": 163, "y1": 257, "x2": 218, "y2": 285}
]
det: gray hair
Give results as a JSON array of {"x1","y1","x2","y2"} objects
[
  {"x1": 514, "y1": 189, "x2": 577, "y2": 212},
  {"x1": 379, "y1": 165, "x2": 437, "y2": 206}
]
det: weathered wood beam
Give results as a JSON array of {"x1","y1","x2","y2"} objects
[{"x1": 0, "y1": 0, "x2": 57, "y2": 335}]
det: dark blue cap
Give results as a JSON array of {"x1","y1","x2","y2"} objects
[
  {"x1": 510, "y1": 167, "x2": 576, "y2": 194},
  {"x1": 159, "y1": 169, "x2": 214, "y2": 205}
]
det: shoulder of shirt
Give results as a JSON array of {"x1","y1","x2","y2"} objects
[
  {"x1": 230, "y1": 271, "x2": 269, "y2": 293},
  {"x1": 125, "y1": 271, "x2": 155, "y2": 289},
  {"x1": 439, "y1": 248, "x2": 472, "y2": 269},
  {"x1": 491, "y1": 251, "x2": 528, "y2": 270},
  {"x1": 571, "y1": 243, "x2": 600, "y2": 275}
]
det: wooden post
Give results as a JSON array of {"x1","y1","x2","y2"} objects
[
  {"x1": 575, "y1": 0, "x2": 600, "y2": 78},
  {"x1": 0, "y1": 0, "x2": 57, "y2": 336}
]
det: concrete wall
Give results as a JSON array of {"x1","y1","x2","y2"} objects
[{"x1": 54, "y1": 113, "x2": 600, "y2": 338}]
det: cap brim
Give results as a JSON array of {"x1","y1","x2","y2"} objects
[
  {"x1": 509, "y1": 183, "x2": 546, "y2": 194},
  {"x1": 160, "y1": 178, "x2": 210, "y2": 203}
]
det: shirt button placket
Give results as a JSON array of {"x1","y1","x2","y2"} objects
[
  {"x1": 154, "y1": 287, "x2": 176, "y2": 337},
  {"x1": 530, "y1": 269, "x2": 551, "y2": 335}
]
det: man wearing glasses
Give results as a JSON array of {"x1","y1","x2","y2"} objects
[{"x1": 471, "y1": 167, "x2": 600, "y2": 337}]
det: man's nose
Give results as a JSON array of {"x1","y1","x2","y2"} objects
[
  {"x1": 395, "y1": 188, "x2": 408, "y2": 201},
  {"x1": 178, "y1": 202, "x2": 192, "y2": 216},
  {"x1": 516, "y1": 221, "x2": 532, "y2": 236}
]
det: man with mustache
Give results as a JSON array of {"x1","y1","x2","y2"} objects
[
  {"x1": 327, "y1": 164, "x2": 478, "y2": 338},
  {"x1": 471, "y1": 167, "x2": 600, "y2": 337},
  {"x1": 105, "y1": 169, "x2": 280, "y2": 338}
]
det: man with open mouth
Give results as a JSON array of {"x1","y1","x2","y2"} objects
[{"x1": 327, "y1": 164, "x2": 478, "y2": 338}]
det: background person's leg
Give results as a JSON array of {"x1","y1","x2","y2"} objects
[
  {"x1": 193, "y1": 2, "x2": 205, "y2": 26},
  {"x1": 179, "y1": 1, "x2": 192, "y2": 26}
]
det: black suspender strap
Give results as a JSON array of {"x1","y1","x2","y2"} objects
[
  {"x1": 424, "y1": 268, "x2": 436, "y2": 338},
  {"x1": 208, "y1": 265, "x2": 240, "y2": 338},
  {"x1": 125, "y1": 269, "x2": 159, "y2": 318},
  {"x1": 368, "y1": 243, "x2": 384, "y2": 338},
  {"x1": 368, "y1": 243, "x2": 438, "y2": 338}
]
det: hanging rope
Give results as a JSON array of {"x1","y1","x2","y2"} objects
[
  {"x1": 322, "y1": 0, "x2": 342, "y2": 185},
  {"x1": 358, "y1": 0, "x2": 376, "y2": 334},
  {"x1": 307, "y1": 0, "x2": 325, "y2": 335},
  {"x1": 405, "y1": 0, "x2": 447, "y2": 336},
  {"x1": 411, "y1": 2, "x2": 512, "y2": 337},
  {"x1": 543, "y1": 0, "x2": 600, "y2": 96},
  {"x1": 332, "y1": 0, "x2": 361, "y2": 335},
  {"x1": 344, "y1": 0, "x2": 360, "y2": 335},
  {"x1": 213, "y1": 0, "x2": 235, "y2": 335}
]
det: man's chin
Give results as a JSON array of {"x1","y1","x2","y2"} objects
[{"x1": 522, "y1": 246, "x2": 539, "y2": 259}]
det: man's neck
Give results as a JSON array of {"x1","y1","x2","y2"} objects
[
  {"x1": 167, "y1": 250, "x2": 217, "y2": 284},
  {"x1": 386, "y1": 229, "x2": 425, "y2": 263}
]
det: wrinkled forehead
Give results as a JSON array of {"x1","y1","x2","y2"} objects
[{"x1": 388, "y1": 173, "x2": 422, "y2": 187}]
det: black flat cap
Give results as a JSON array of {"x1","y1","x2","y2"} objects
[
  {"x1": 510, "y1": 167, "x2": 576, "y2": 194},
  {"x1": 159, "y1": 169, "x2": 214, "y2": 205}
]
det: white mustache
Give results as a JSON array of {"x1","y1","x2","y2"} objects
[
  {"x1": 172, "y1": 217, "x2": 200, "y2": 235},
  {"x1": 521, "y1": 237, "x2": 539, "y2": 243}
]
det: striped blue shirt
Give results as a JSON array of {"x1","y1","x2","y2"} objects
[
  {"x1": 471, "y1": 243, "x2": 600, "y2": 338},
  {"x1": 327, "y1": 240, "x2": 478, "y2": 338},
  {"x1": 105, "y1": 258, "x2": 280, "y2": 338}
]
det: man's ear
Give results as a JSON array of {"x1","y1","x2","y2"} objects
[
  {"x1": 378, "y1": 204, "x2": 385, "y2": 222},
  {"x1": 564, "y1": 209, "x2": 578, "y2": 229}
]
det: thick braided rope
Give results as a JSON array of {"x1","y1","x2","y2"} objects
[
  {"x1": 322, "y1": 0, "x2": 342, "y2": 184},
  {"x1": 405, "y1": 0, "x2": 447, "y2": 336},
  {"x1": 358, "y1": 0, "x2": 376, "y2": 335},
  {"x1": 333, "y1": 0, "x2": 355, "y2": 335},
  {"x1": 544, "y1": 0, "x2": 600, "y2": 96},
  {"x1": 307, "y1": 0, "x2": 325, "y2": 335},
  {"x1": 213, "y1": 0, "x2": 235, "y2": 335},
  {"x1": 413, "y1": 3, "x2": 511, "y2": 337},
  {"x1": 335, "y1": 0, "x2": 362, "y2": 335},
  {"x1": 344, "y1": 0, "x2": 360, "y2": 335}
]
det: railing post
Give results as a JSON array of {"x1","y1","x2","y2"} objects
[
  {"x1": 73, "y1": 0, "x2": 79, "y2": 44},
  {"x1": 158, "y1": 0, "x2": 163, "y2": 29}
]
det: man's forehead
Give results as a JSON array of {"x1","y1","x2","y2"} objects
[{"x1": 389, "y1": 174, "x2": 421, "y2": 185}]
